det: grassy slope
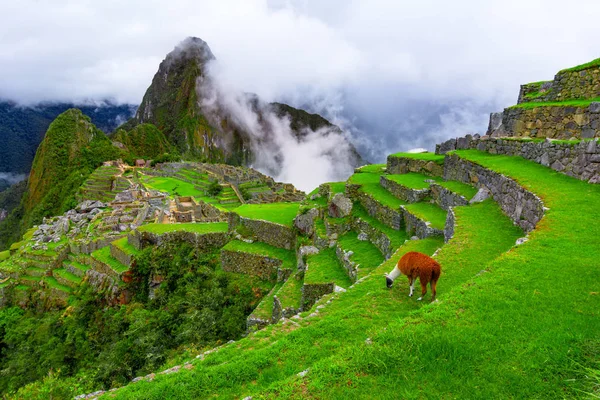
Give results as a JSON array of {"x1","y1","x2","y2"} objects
[
  {"x1": 437, "y1": 179, "x2": 478, "y2": 199},
  {"x1": 104, "y1": 184, "x2": 522, "y2": 399},
  {"x1": 137, "y1": 222, "x2": 228, "y2": 234},
  {"x1": 141, "y1": 175, "x2": 204, "y2": 198},
  {"x1": 337, "y1": 231, "x2": 385, "y2": 278},
  {"x1": 385, "y1": 172, "x2": 440, "y2": 189},
  {"x1": 233, "y1": 203, "x2": 300, "y2": 228},
  {"x1": 403, "y1": 202, "x2": 447, "y2": 230},
  {"x1": 304, "y1": 247, "x2": 352, "y2": 288},
  {"x1": 510, "y1": 97, "x2": 600, "y2": 109}
]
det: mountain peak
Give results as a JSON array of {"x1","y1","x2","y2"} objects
[{"x1": 165, "y1": 37, "x2": 215, "y2": 66}]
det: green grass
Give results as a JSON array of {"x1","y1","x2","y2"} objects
[
  {"x1": 91, "y1": 247, "x2": 129, "y2": 274},
  {"x1": 0, "y1": 250, "x2": 9, "y2": 262},
  {"x1": 104, "y1": 192, "x2": 522, "y2": 399},
  {"x1": 436, "y1": 179, "x2": 478, "y2": 199},
  {"x1": 141, "y1": 175, "x2": 204, "y2": 198},
  {"x1": 66, "y1": 260, "x2": 91, "y2": 273},
  {"x1": 510, "y1": 97, "x2": 600, "y2": 109},
  {"x1": 112, "y1": 237, "x2": 141, "y2": 256},
  {"x1": 314, "y1": 219, "x2": 327, "y2": 239},
  {"x1": 389, "y1": 152, "x2": 445, "y2": 165},
  {"x1": 385, "y1": 172, "x2": 441, "y2": 189},
  {"x1": 0, "y1": 258, "x2": 22, "y2": 273},
  {"x1": 560, "y1": 57, "x2": 600, "y2": 73},
  {"x1": 276, "y1": 273, "x2": 303, "y2": 310},
  {"x1": 361, "y1": 184, "x2": 406, "y2": 210},
  {"x1": 43, "y1": 276, "x2": 72, "y2": 293},
  {"x1": 337, "y1": 232, "x2": 385, "y2": 278},
  {"x1": 233, "y1": 203, "x2": 300, "y2": 228},
  {"x1": 222, "y1": 240, "x2": 296, "y2": 270},
  {"x1": 251, "y1": 282, "x2": 284, "y2": 320},
  {"x1": 347, "y1": 171, "x2": 382, "y2": 186},
  {"x1": 352, "y1": 203, "x2": 409, "y2": 250},
  {"x1": 53, "y1": 268, "x2": 83, "y2": 284},
  {"x1": 403, "y1": 202, "x2": 448, "y2": 230},
  {"x1": 355, "y1": 164, "x2": 386, "y2": 173},
  {"x1": 327, "y1": 182, "x2": 346, "y2": 195},
  {"x1": 304, "y1": 247, "x2": 352, "y2": 288},
  {"x1": 137, "y1": 222, "x2": 228, "y2": 235}
]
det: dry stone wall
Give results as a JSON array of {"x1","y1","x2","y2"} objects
[
  {"x1": 220, "y1": 249, "x2": 283, "y2": 281},
  {"x1": 488, "y1": 104, "x2": 600, "y2": 140},
  {"x1": 430, "y1": 183, "x2": 470, "y2": 210},
  {"x1": 518, "y1": 67, "x2": 600, "y2": 104},
  {"x1": 351, "y1": 218, "x2": 394, "y2": 259},
  {"x1": 438, "y1": 135, "x2": 600, "y2": 184},
  {"x1": 443, "y1": 154, "x2": 544, "y2": 232},
  {"x1": 401, "y1": 207, "x2": 444, "y2": 239},
  {"x1": 380, "y1": 176, "x2": 430, "y2": 203},
  {"x1": 356, "y1": 192, "x2": 403, "y2": 230},
  {"x1": 387, "y1": 155, "x2": 443, "y2": 176},
  {"x1": 301, "y1": 282, "x2": 334, "y2": 310},
  {"x1": 228, "y1": 214, "x2": 296, "y2": 250}
]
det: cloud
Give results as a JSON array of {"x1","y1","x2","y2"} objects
[
  {"x1": 197, "y1": 59, "x2": 356, "y2": 192},
  {"x1": 0, "y1": 173, "x2": 27, "y2": 185},
  {"x1": 2, "y1": 0, "x2": 600, "y2": 162}
]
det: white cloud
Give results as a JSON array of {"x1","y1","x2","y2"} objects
[{"x1": 2, "y1": 0, "x2": 600, "y2": 161}]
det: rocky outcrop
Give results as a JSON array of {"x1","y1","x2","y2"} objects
[
  {"x1": 328, "y1": 193, "x2": 353, "y2": 218},
  {"x1": 444, "y1": 207, "x2": 456, "y2": 242},
  {"x1": 294, "y1": 208, "x2": 319, "y2": 236},
  {"x1": 444, "y1": 154, "x2": 544, "y2": 232}
]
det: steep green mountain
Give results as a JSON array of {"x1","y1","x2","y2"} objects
[
  {"x1": 0, "y1": 109, "x2": 125, "y2": 247},
  {"x1": 112, "y1": 123, "x2": 177, "y2": 160},
  {"x1": 125, "y1": 37, "x2": 363, "y2": 167},
  {"x1": 0, "y1": 100, "x2": 135, "y2": 190}
]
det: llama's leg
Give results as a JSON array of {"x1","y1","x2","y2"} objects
[
  {"x1": 417, "y1": 281, "x2": 427, "y2": 301},
  {"x1": 431, "y1": 280, "x2": 437, "y2": 301},
  {"x1": 408, "y1": 278, "x2": 415, "y2": 297}
]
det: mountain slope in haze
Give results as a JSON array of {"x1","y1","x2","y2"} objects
[
  {"x1": 112, "y1": 123, "x2": 177, "y2": 160},
  {"x1": 125, "y1": 37, "x2": 363, "y2": 169},
  {"x1": 0, "y1": 101, "x2": 135, "y2": 192}
]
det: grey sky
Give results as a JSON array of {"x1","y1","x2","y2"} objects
[{"x1": 1, "y1": 0, "x2": 600, "y2": 160}]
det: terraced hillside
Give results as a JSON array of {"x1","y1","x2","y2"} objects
[
  {"x1": 59, "y1": 148, "x2": 596, "y2": 400},
  {"x1": 3, "y1": 141, "x2": 599, "y2": 398}
]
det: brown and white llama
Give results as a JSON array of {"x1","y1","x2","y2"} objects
[{"x1": 385, "y1": 251, "x2": 441, "y2": 301}]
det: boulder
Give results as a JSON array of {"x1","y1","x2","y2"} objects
[
  {"x1": 469, "y1": 187, "x2": 491, "y2": 204},
  {"x1": 328, "y1": 193, "x2": 353, "y2": 218},
  {"x1": 294, "y1": 208, "x2": 319, "y2": 236}
]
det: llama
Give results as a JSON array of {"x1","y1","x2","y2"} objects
[{"x1": 385, "y1": 251, "x2": 441, "y2": 301}]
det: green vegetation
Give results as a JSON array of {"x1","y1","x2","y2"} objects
[
  {"x1": 207, "y1": 180, "x2": 223, "y2": 197},
  {"x1": 304, "y1": 247, "x2": 352, "y2": 288},
  {"x1": 91, "y1": 247, "x2": 129, "y2": 274},
  {"x1": 510, "y1": 97, "x2": 600, "y2": 109},
  {"x1": 222, "y1": 240, "x2": 296, "y2": 270},
  {"x1": 437, "y1": 179, "x2": 478, "y2": 199},
  {"x1": 113, "y1": 124, "x2": 176, "y2": 160},
  {"x1": 137, "y1": 222, "x2": 228, "y2": 235},
  {"x1": 111, "y1": 237, "x2": 140, "y2": 256},
  {"x1": 43, "y1": 276, "x2": 72, "y2": 293},
  {"x1": 251, "y1": 282, "x2": 283, "y2": 320},
  {"x1": 389, "y1": 151, "x2": 445, "y2": 164},
  {"x1": 355, "y1": 163, "x2": 386, "y2": 173},
  {"x1": 0, "y1": 250, "x2": 9, "y2": 262},
  {"x1": 141, "y1": 176, "x2": 204, "y2": 198},
  {"x1": 233, "y1": 203, "x2": 300, "y2": 227},
  {"x1": 327, "y1": 181, "x2": 346, "y2": 195},
  {"x1": 2, "y1": 243, "x2": 273, "y2": 398},
  {"x1": 403, "y1": 202, "x2": 448, "y2": 230},
  {"x1": 337, "y1": 232, "x2": 385, "y2": 278},
  {"x1": 276, "y1": 273, "x2": 303, "y2": 310},
  {"x1": 386, "y1": 172, "x2": 440, "y2": 189},
  {"x1": 560, "y1": 57, "x2": 600, "y2": 73}
]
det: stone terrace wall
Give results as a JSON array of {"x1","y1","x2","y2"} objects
[
  {"x1": 380, "y1": 176, "x2": 430, "y2": 203},
  {"x1": 518, "y1": 66, "x2": 600, "y2": 104},
  {"x1": 488, "y1": 104, "x2": 600, "y2": 139},
  {"x1": 387, "y1": 155, "x2": 444, "y2": 177},
  {"x1": 228, "y1": 214, "x2": 296, "y2": 250},
  {"x1": 221, "y1": 250, "x2": 282, "y2": 281},
  {"x1": 444, "y1": 154, "x2": 544, "y2": 232},
  {"x1": 128, "y1": 230, "x2": 229, "y2": 251},
  {"x1": 438, "y1": 135, "x2": 600, "y2": 183}
]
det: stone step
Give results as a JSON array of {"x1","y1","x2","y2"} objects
[{"x1": 64, "y1": 260, "x2": 91, "y2": 277}]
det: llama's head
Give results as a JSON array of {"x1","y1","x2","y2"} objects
[{"x1": 384, "y1": 273, "x2": 394, "y2": 289}]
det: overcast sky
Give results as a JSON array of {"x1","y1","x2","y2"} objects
[{"x1": 2, "y1": 0, "x2": 600, "y2": 160}]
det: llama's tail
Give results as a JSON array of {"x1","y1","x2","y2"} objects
[{"x1": 430, "y1": 262, "x2": 441, "y2": 301}]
